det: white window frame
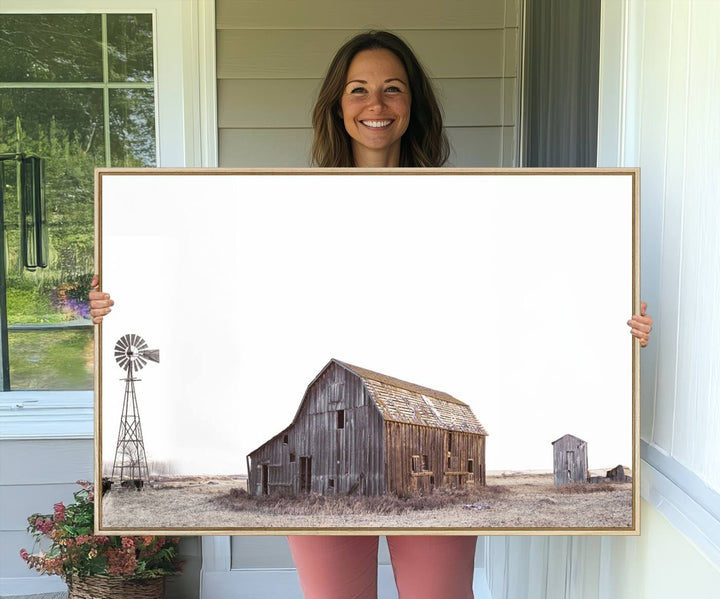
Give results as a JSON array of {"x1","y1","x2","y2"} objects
[{"x1": 0, "y1": 0, "x2": 217, "y2": 441}]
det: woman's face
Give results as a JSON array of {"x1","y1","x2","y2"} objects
[{"x1": 340, "y1": 48, "x2": 411, "y2": 166}]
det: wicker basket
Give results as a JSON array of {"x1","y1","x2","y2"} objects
[{"x1": 67, "y1": 575, "x2": 164, "y2": 599}]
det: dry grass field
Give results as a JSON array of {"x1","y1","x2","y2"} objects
[{"x1": 100, "y1": 472, "x2": 632, "y2": 531}]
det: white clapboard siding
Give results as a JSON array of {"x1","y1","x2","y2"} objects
[
  {"x1": 0, "y1": 484, "x2": 86, "y2": 532},
  {"x1": 217, "y1": 29, "x2": 513, "y2": 80},
  {"x1": 219, "y1": 128, "x2": 313, "y2": 167},
  {"x1": 219, "y1": 126, "x2": 509, "y2": 168},
  {"x1": 0, "y1": 439, "x2": 93, "y2": 582},
  {"x1": 0, "y1": 440, "x2": 93, "y2": 485},
  {"x1": 216, "y1": 0, "x2": 516, "y2": 30}
]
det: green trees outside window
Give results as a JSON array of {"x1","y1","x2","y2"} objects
[{"x1": 0, "y1": 13, "x2": 156, "y2": 389}]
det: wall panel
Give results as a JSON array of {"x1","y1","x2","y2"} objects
[
  {"x1": 217, "y1": 29, "x2": 509, "y2": 80},
  {"x1": 217, "y1": 0, "x2": 508, "y2": 30}
]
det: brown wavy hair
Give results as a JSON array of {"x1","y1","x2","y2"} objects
[{"x1": 311, "y1": 31, "x2": 449, "y2": 167}]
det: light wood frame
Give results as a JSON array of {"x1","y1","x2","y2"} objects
[{"x1": 94, "y1": 167, "x2": 640, "y2": 536}]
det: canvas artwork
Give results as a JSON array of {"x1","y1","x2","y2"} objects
[{"x1": 95, "y1": 168, "x2": 639, "y2": 535}]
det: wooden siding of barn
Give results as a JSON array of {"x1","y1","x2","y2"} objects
[
  {"x1": 248, "y1": 362, "x2": 386, "y2": 496},
  {"x1": 553, "y1": 436, "x2": 588, "y2": 485},
  {"x1": 384, "y1": 421, "x2": 486, "y2": 496}
]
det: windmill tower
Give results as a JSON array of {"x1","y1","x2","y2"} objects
[{"x1": 112, "y1": 333, "x2": 159, "y2": 487}]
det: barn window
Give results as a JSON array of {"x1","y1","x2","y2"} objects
[
  {"x1": 412, "y1": 455, "x2": 421, "y2": 472},
  {"x1": 337, "y1": 409, "x2": 345, "y2": 429},
  {"x1": 448, "y1": 432, "x2": 453, "y2": 453},
  {"x1": 468, "y1": 459, "x2": 474, "y2": 473},
  {"x1": 283, "y1": 434, "x2": 288, "y2": 444},
  {"x1": 289, "y1": 453, "x2": 295, "y2": 463},
  {"x1": 422, "y1": 455, "x2": 429, "y2": 470},
  {"x1": 328, "y1": 478, "x2": 334, "y2": 489},
  {"x1": 447, "y1": 456, "x2": 452, "y2": 469}
]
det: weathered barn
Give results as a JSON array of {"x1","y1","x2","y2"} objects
[
  {"x1": 552, "y1": 434, "x2": 588, "y2": 485},
  {"x1": 247, "y1": 359, "x2": 488, "y2": 497}
]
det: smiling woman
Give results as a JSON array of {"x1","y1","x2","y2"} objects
[
  {"x1": 311, "y1": 30, "x2": 449, "y2": 168},
  {"x1": 340, "y1": 49, "x2": 411, "y2": 167}
]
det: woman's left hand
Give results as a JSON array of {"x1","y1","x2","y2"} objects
[{"x1": 628, "y1": 301, "x2": 653, "y2": 347}]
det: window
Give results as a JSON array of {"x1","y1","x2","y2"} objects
[
  {"x1": 289, "y1": 453, "x2": 295, "y2": 463},
  {"x1": 447, "y1": 432, "x2": 453, "y2": 453},
  {"x1": 422, "y1": 455, "x2": 429, "y2": 470},
  {"x1": 468, "y1": 459, "x2": 474, "y2": 473},
  {"x1": 0, "y1": 13, "x2": 156, "y2": 390},
  {"x1": 412, "y1": 455, "x2": 421, "y2": 472},
  {"x1": 283, "y1": 434, "x2": 288, "y2": 444},
  {"x1": 337, "y1": 409, "x2": 344, "y2": 429}
]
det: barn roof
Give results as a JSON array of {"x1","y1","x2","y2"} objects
[{"x1": 336, "y1": 360, "x2": 488, "y2": 435}]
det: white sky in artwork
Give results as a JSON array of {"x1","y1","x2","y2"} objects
[{"x1": 100, "y1": 173, "x2": 633, "y2": 476}]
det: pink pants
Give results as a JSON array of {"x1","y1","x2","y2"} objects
[{"x1": 287, "y1": 535, "x2": 477, "y2": 599}]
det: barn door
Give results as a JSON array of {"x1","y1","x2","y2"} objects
[
  {"x1": 261, "y1": 465, "x2": 269, "y2": 495},
  {"x1": 566, "y1": 450, "x2": 575, "y2": 482},
  {"x1": 299, "y1": 456, "x2": 312, "y2": 493}
]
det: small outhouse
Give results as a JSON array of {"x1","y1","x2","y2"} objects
[{"x1": 552, "y1": 434, "x2": 588, "y2": 485}]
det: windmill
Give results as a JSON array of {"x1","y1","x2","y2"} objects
[{"x1": 111, "y1": 333, "x2": 159, "y2": 488}]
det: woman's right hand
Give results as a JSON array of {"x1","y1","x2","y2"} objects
[{"x1": 89, "y1": 275, "x2": 114, "y2": 324}]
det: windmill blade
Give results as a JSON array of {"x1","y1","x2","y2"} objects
[
  {"x1": 114, "y1": 333, "x2": 159, "y2": 372},
  {"x1": 114, "y1": 334, "x2": 134, "y2": 368},
  {"x1": 140, "y1": 349, "x2": 160, "y2": 363}
]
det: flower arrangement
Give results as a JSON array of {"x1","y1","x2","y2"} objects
[{"x1": 20, "y1": 481, "x2": 182, "y2": 585}]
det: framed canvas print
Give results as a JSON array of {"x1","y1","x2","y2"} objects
[{"x1": 95, "y1": 168, "x2": 639, "y2": 535}]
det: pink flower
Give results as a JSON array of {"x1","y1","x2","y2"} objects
[
  {"x1": 75, "y1": 535, "x2": 91, "y2": 546},
  {"x1": 34, "y1": 518, "x2": 54, "y2": 534},
  {"x1": 107, "y1": 548, "x2": 137, "y2": 576},
  {"x1": 19, "y1": 548, "x2": 29, "y2": 562},
  {"x1": 121, "y1": 537, "x2": 135, "y2": 549},
  {"x1": 53, "y1": 502, "x2": 66, "y2": 522}
]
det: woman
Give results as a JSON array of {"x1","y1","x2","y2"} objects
[{"x1": 90, "y1": 31, "x2": 653, "y2": 599}]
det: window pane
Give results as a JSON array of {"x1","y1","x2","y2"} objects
[
  {"x1": 110, "y1": 89, "x2": 156, "y2": 166},
  {"x1": 0, "y1": 88, "x2": 106, "y2": 165},
  {"x1": 107, "y1": 14, "x2": 154, "y2": 83},
  {"x1": 0, "y1": 13, "x2": 156, "y2": 391},
  {"x1": 0, "y1": 14, "x2": 102, "y2": 82},
  {"x1": 1, "y1": 88, "x2": 102, "y2": 298},
  {"x1": 1, "y1": 89, "x2": 100, "y2": 389},
  {"x1": 9, "y1": 329, "x2": 94, "y2": 390}
]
